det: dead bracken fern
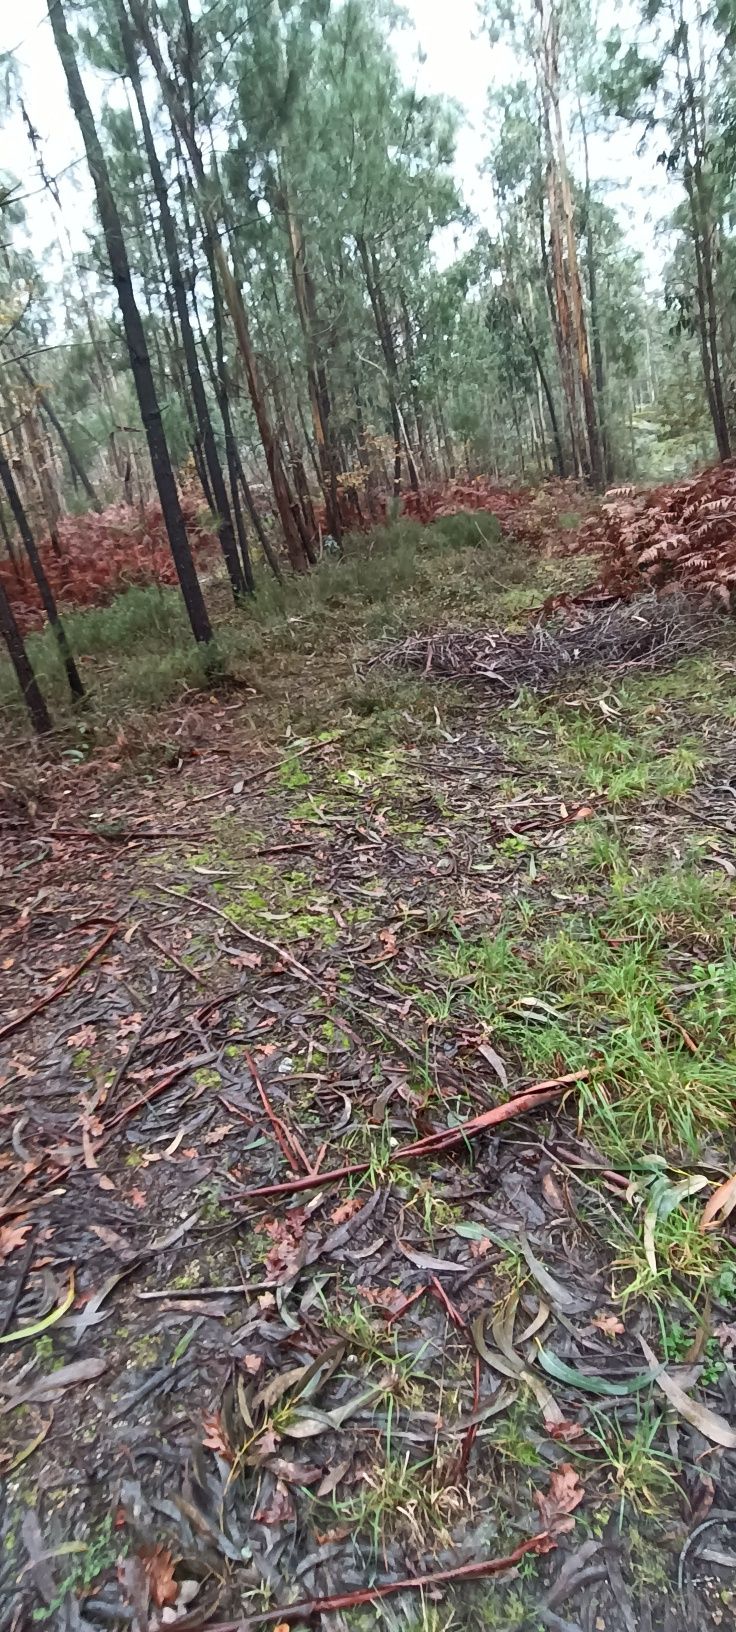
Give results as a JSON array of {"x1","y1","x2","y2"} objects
[
  {"x1": 376, "y1": 594, "x2": 722, "y2": 693},
  {"x1": 579, "y1": 460, "x2": 736, "y2": 609}
]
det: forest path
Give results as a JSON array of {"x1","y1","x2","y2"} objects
[{"x1": 2, "y1": 628, "x2": 736, "y2": 1632}]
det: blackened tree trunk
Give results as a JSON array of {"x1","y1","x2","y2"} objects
[
  {"x1": 0, "y1": 449, "x2": 84, "y2": 701},
  {"x1": 0, "y1": 577, "x2": 52, "y2": 735},
  {"x1": 48, "y1": 0, "x2": 213, "y2": 647},
  {"x1": 0, "y1": 500, "x2": 23, "y2": 583},
  {"x1": 115, "y1": 0, "x2": 246, "y2": 599}
]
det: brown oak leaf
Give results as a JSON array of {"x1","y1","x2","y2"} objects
[
  {"x1": 534, "y1": 1463, "x2": 584, "y2": 1536},
  {"x1": 141, "y1": 1544, "x2": 178, "y2": 1608}
]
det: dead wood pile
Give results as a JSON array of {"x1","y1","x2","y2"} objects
[{"x1": 377, "y1": 595, "x2": 721, "y2": 694}]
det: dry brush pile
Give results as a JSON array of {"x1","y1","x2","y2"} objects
[{"x1": 378, "y1": 594, "x2": 718, "y2": 693}]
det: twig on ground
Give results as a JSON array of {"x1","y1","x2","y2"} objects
[
  {"x1": 232, "y1": 1071, "x2": 587, "y2": 1202},
  {"x1": 189, "y1": 731, "x2": 344, "y2": 804},
  {"x1": 0, "y1": 1225, "x2": 38, "y2": 1338},
  {"x1": 170, "y1": 1532, "x2": 552, "y2": 1629},
  {"x1": 144, "y1": 930, "x2": 210, "y2": 987},
  {"x1": 245, "y1": 1050, "x2": 312, "y2": 1176},
  {"x1": 0, "y1": 922, "x2": 119, "y2": 1043}
]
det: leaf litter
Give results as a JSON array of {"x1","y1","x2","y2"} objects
[{"x1": 2, "y1": 628, "x2": 736, "y2": 1630}]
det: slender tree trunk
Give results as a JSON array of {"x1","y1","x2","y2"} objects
[
  {"x1": 436, "y1": 400, "x2": 456, "y2": 480},
  {"x1": 578, "y1": 110, "x2": 611, "y2": 483},
  {"x1": 0, "y1": 499, "x2": 23, "y2": 583},
  {"x1": 116, "y1": 0, "x2": 247, "y2": 599},
  {"x1": 356, "y1": 235, "x2": 420, "y2": 496},
  {"x1": 540, "y1": 2, "x2": 602, "y2": 485},
  {"x1": 128, "y1": 0, "x2": 307, "y2": 572},
  {"x1": 0, "y1": 576, "x2": 52, "y2": 735},
  {"x1": 678, "y1": 11, "x2": 731, "y2": 460},
  {"x1": 49, "y1": 0, "x2": 213, "y2": 646},
  {"x1": 281, "y1": 174, "x2": 342, "y2": 543},
  {"x1": 24, "y1": 408, "x2": 64, "y2": 559},
  {"x1": 15, "y1": 364, "x2": 103, "y2": 512},
  {"x1": 399, "y1": 287, "x2": 428, "y2": 478},
  {"x1": 0, "y1": 449, "x2": 84, "y2": 701},
  {"x1": 516, "y1": 289, "x2": 566, "y2": 477}
]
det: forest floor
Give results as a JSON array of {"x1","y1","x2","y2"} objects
[{"x1": 1, "y1": 508, "x2": 736, "y2": 1632}]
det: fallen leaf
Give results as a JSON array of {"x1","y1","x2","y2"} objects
[
  {"x1": 477, "y1": 1041, "x2": 508, "y2": 1088},
  {"x1": 242, "y1": 1353, "x2": 263, "y2": 1375},
  {"x1": 546, "y1": 1419, "x2": 588, "y2": 1444},
  {"x1": 700, "y1": 1173, "x2": 736, "y2": 1233},
  {"x1": 714, "y1": 1322, "x2": 736, "y2": 1356},
  {"x1": 1, "y1": 1356, "x2": 107, "y2": 1412},
  {"x1": 329, "y1": 1197, "x2": 364, "y2": 1226},
  {"x1": 97, "y1": 1175, "x2": 116, "y2": 1193},
  {"x1": 229, "y1": 949, "x2": 262, "y2": 969},
  {"x1": 357, "y1": 1283, "x2": 407, "y2": 1313},
  {"x1": 591, "y1": 1312, "x2": 625, "y2": 1338},
  {"x1": 204, "y1": 1123, "x2": 233, "y2": 1145},
  {"x1": 541, "y1": 1172, "x2": 567, "y2": 1213},
  {"x1": 202, "y1": 1413, "x2": 234, "y2": 1461},
  {"x1": 141, "y1": 1545, "x2": 178, "y2": 1608},
  {"x1": 534, "y1": 1463, "x2": 584, "y2": 1535},
  {"x1": 117, "y1": 1013, "x2": 144, "y2": 1037},
  {"x1": 254, "y1": 1481, "x2": 294, "y2": 1526},
  {"x1": 0, "y1": 1222, "x2": 31, "y2": 1262},
  {"x1": 639, "y1": 1334, "x2": 736, "y2": 1448},
  {"x1": 66, "y1": 1025, "x2": 97, "y2": 1050},
  {"x1": 262, "y1": 1210, "x2": 307, "y2": 1282}
]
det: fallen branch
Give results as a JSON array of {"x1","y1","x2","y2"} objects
[
  {"x1": 172, "y1": 1532, "x2": 552, "y2": 1629},
  {"x1": 190, "y1": 731, "x2": 344, "y2": 805},
  {"x1": 232, "y1": 1071, "x2": 587, "y2": 1203},
  {"x1": 0, "y1": 922, "x2": 119, "y2": 1044},
  {"x1": 102, "y1": 1051, "x2": 217, "y2": 1133},
  {"x1": 245, "y1": 1050, "x2": 312, "y2": 1176}
]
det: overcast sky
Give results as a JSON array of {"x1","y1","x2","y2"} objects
[{"x1": 1, "y1": 0, "x2": 672, "y2": 282}]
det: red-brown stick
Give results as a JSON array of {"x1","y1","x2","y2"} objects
[
  {"x1": 171, "y1": 1532, "x2": 552, "y2": 1629},
  {"x1": 245, "y1": 1051, "x2": 308, "y2": 1176},
  {"x1": 232, "y1": 1072, "x2": 587, "y2": 1204},
  {"x1": 0, "y1": 923, "x2": 119, "y2": 1044}
]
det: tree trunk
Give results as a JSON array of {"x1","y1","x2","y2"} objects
[
  {"x1": 16, "y1": 364, "x2": 103, "y2": 512},
  {"x1": 127, "y1": 0, "x2": 308, "y2": 572},
  {"x1": 0, "y1": 575, "x2": 52, "y2": 735},
  {"x1": 578, "y1": 110, "x2": 611, "y2": 484},
  {"x1": 24, "y1": 407, "x2": 64, "y2": 560},
  {"x1": 0, "y1": 449, "x2": 84, "y2": 701},
  {"x1": 281, "y1": 175, "x2": 342, "y2": 543},
  {"x1": 49, "y1": 0, "x2": 213, "y2": 647},
  {"x1": 116, "y1": 0, "x2": 247, "y2": 599},
  {"x1": 356, "y1": 235, "x2": 420, "y2": 495},
  {"x1": 678, "y1": 13, "x2": 731, "y2": 460},
  {"x1": 543, "y1": 2, "x2": 602, "y2": 486},
  {"x1": 517, "y1": 289, "x2": 566, "y2": 478},
  {"x1": 0, "y1": 499, "x2": 24, "y2": 583},
  {"x1": 399, "y1": 287, "x2": 428, "y2": 477}
]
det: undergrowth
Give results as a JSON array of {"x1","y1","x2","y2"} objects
[{"x1": 0, "y1": 511, "x2": 542, "y2": 734}]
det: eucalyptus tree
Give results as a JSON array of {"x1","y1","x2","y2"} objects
[{"x1": 48, "y1": 0, "x2": 214, "y2": 645}]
